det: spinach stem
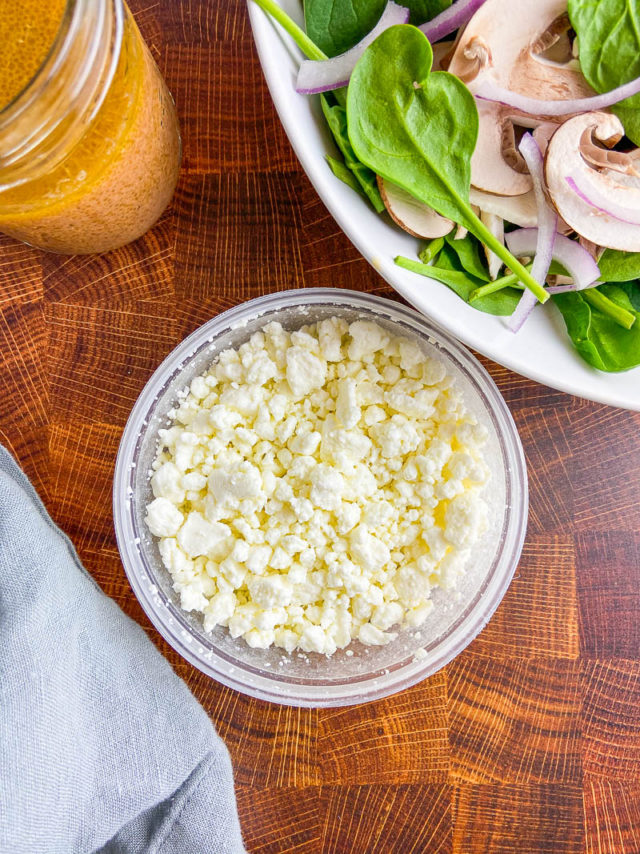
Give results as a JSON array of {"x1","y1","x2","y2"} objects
[
  {"x1": 469, "y1": 265, "x2": 532, "y2": 301},
  {"x1": 395, "y1": 256, "x2": 465, "y2": 282},
  {"x1": 418, "y1": 237, "x2": 445, "y2": 264},
  {"x1": 583, "y1": 288, "x2": 636, "y2": 330},
  {"x1": 462, "y1": 204, "x2": 549, "y2": 304},
  {"x1": 250, "y1": 0, "x2": 327, "y2": 61},
  {"x1": 250, "y1": 0, "x2": 347, "y2": 105}
]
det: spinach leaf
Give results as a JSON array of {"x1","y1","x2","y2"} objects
[
  {"x1": 396, "y1": 246, "x2": 521, "y2": 315},
  {"x1": 348, "y1": 26, "x2": 475, "y2": 223},
  {"x1": 434, "y1": 242, "x2": 465, "y2": 272},
  {"x1": 548, "y1": 260, "x2": 571, "y2": 277},
  {"x1": 598, "y1": 248, "x2": 640, "y2": 283},
  {"x1": 418, "y1": 236, "x2": 445, "y2": 263},
  {"x1": 568, "y1": 0, "x2": 640, "y2": 145},
  {"x1": 615, "y1": 279, "x2": 640, "y2": 311},
  {"x1": 444, "y1": 233, "x2": 490, "y2": 281},
  {"x1": 553, "y1": 284, "x2": 640, "y2": 372},
  {"x1": 347, "y1": 25, "x2": 548, "y2": 303},
  {"x1": 439, "y1": 243, "x2": 521, "y2": 313},
  {"x1": 321, "y1": 94, "x2": 385, "y2": 212},
  {"x1": 304, "y1": 0, "x2": 451, "y2": 57},
  {"x1": 326, "y1": 155, "x2": 368, "y2": 196}
]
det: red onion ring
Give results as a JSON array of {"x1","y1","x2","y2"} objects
[
  {"x1": 565, "y1": 174, "x2": 640, "y2": 226},
  {"x1": 474, "y1": 75, "x2": 640, "y2": 117},
  {"x1": 296, "y1": 2, "x2": 410, "y2": 94},
  {"x1": 506, "y1": 228, "x2": 601, "y2": 291},
  {"x1": 546, "y1": 282, "x2": 590, "y2": 294},
  {"x1": 507, "y1": 134, "x2": 558, "y2": 333},
  {"x1": 418, "y1": 0, "x2": 487, "y2": 43}
]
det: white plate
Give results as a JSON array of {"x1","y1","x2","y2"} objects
[{"x1": 248, "y1": 1, "x2": 640, "y2": 411}]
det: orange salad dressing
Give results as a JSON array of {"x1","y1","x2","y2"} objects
[
  {"x1": 0, "y1": 0, "x2": 67, "y2": 109},
  {"x1": 0, "y1": 1, "x2": 181, "y2": 254}
]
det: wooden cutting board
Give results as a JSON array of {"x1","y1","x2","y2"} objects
[{"x1": 1, "y1": 1, "x2": 639, "y2": 850}]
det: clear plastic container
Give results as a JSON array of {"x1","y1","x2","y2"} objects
[{"x1": 113, "y1": 290, "x2": 528, "y2": 707}]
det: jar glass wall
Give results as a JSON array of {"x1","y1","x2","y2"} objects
[{"x1": 0, "y1": 0, "x2": 181, "y2": 254}]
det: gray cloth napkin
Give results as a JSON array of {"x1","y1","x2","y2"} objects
[{"x1": 0, "y1": 446, "x2": 246, "y2": 854}]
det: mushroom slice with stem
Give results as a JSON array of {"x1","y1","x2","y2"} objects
[
  {"x1": 448, "y1": 0, "x2": 593, "y2": 109},
  {"x1": 580, "y1": 136, "x2": 640, "y2": 177},
  {"x1": 448, "y1": 0, "x2": 594, "y2": 196},
  {"x1": 378, "y1": 177, "x2": 454, "y2": 238},
  {"x1": 534, "y1": 13, "x2": 575, "y2": 67},
  {"x1": 545, "y1": 112, "x2": 640, "y2": 251}
]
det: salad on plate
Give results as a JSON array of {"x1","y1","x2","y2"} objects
[{"x1": 251, "y1": 0, "x2": 640, "y2": 374}]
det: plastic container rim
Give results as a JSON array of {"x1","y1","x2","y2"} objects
[{"x1": 113, "y1": 288, "x2": 528, "y2": 707}]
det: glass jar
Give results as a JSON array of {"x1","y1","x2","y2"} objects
[{"x1": 0, "y1": 0, "x2": 181, "y2": 254}]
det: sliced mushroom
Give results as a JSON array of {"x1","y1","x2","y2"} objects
[
  {"x1": 533, "y1": 13, "x2": 574, "y2": 66},
  {"x1": 449, "y1": 0, "x2": 593, "y2": 105},
  {"x1": 580, "y1": 129, "x2": 640, "y2": 176},
  {"x1": 470, "y1": 103, "x2": 533, "y2": 195},
  {"x1": 469, "y1": 187, "x2": 538, "y2": 227},
  {"x1": 547, "y1": 273, "x2": 574, "y2": 287},
  {"x1": 544, "y1": 111, "x2": 640, "y2": 251},
  {"x1": 532, "y1": 122, "x2": 561, "y2": 156},
  {"x1": 448, "y1": 0, "x2": 594, "y2": 195},
  {"x1": 578, "y1": 236, "x2": 605, "y2": 262},
  {"x1": 480, "y1": 210, "x2": 504, "y2": 279},
  {"x1": 378, "y1": 177, "x2": 454, "y2": 239},
  {"x1": 431, "y1": 40, "x2": 455, "y2": 72}
]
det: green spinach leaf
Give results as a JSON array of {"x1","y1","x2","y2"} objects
[
  {"x1": 568, "y1": 0, "x2": 640, "y2": 145},
  {"x1": 598, "y1": 249, "x2": 640, "y2": 283},
  {"x1": 326, "y1": 155, "x2": 368, "y2": 196},
  {"x1": 347, "y1": 25, "x2": 548, "y2": 303},
  {"x1": 615, "y1": 280, "x2": 640, "y2": 311},
  {"x1": 418, "y1": 236, "x2": 445, "y2": 263},
  {"x1": 304, "y1": 0, "x2": 451, "y2": 57},
  {"x1": 553, "y1": 283, "x2": 640, "y2": 371},
  {"x1": 548, "y1": 260, "x2": 571, "y2": 277},
  {"x1": 396, "y1": 246, "x2": 521, "y2": 315},
  {"x1": 444, "y1": 233, "x2": 490, "y2": 281},
  {"x1": 321, "y1": 94, "x2": 385, "y2": 212}
]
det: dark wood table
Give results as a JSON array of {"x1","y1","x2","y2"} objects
[{"x1": 1, "y1": 1, "x2": 639, "y2": 850}]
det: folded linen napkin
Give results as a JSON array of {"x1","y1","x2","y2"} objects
[{"x1": 0, "y1": 446, "x2": 246, "y2": 854}]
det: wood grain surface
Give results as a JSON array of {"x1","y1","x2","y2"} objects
[{"x1": 1, "y1": 2, "x2": 640, "y2": 851}]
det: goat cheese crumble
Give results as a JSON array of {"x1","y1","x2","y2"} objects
[{"x1": 145, "y1": 317, "x2": 490, "y2": 655}]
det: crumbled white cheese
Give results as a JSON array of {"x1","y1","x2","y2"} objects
[
  {"x1": 146, "y1": 318, "x2": 490, "y2": 655},
  {"x1": 145, "y1": 497, "x2": 184, "y2": 537}
]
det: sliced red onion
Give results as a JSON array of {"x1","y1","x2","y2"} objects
[
  {"x1": 296, "y1": 1, "x2": 409, "y2": 94},
  {"x1": 547, "y1": 283, "x2": 577, "y2": 294},
  {"x1": 475, "y1": 74, "x2": 640, "y2": 117},
  {"x1": 507, "y1": 134, "x2": 558, "y2": 333},
  {"x1": 565, "y1": 174, "x2": 640, "y2": 226},
  {"x1": 506, "y1": 228, "x2": 601, "y2": 291},
  {"x1": 546, "y1": 278, "x2": 600, "y2": 294},
  {"x1": 418, "y1": 0, "x2": 487, "y2": 43},
  {"x1": 506, "y1": 290, "x2": 538, "y2": 333}
]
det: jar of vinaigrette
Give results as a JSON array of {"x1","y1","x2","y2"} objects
[{"x1": 0, "y1": 0, "x2": 181, "y2": 254}]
